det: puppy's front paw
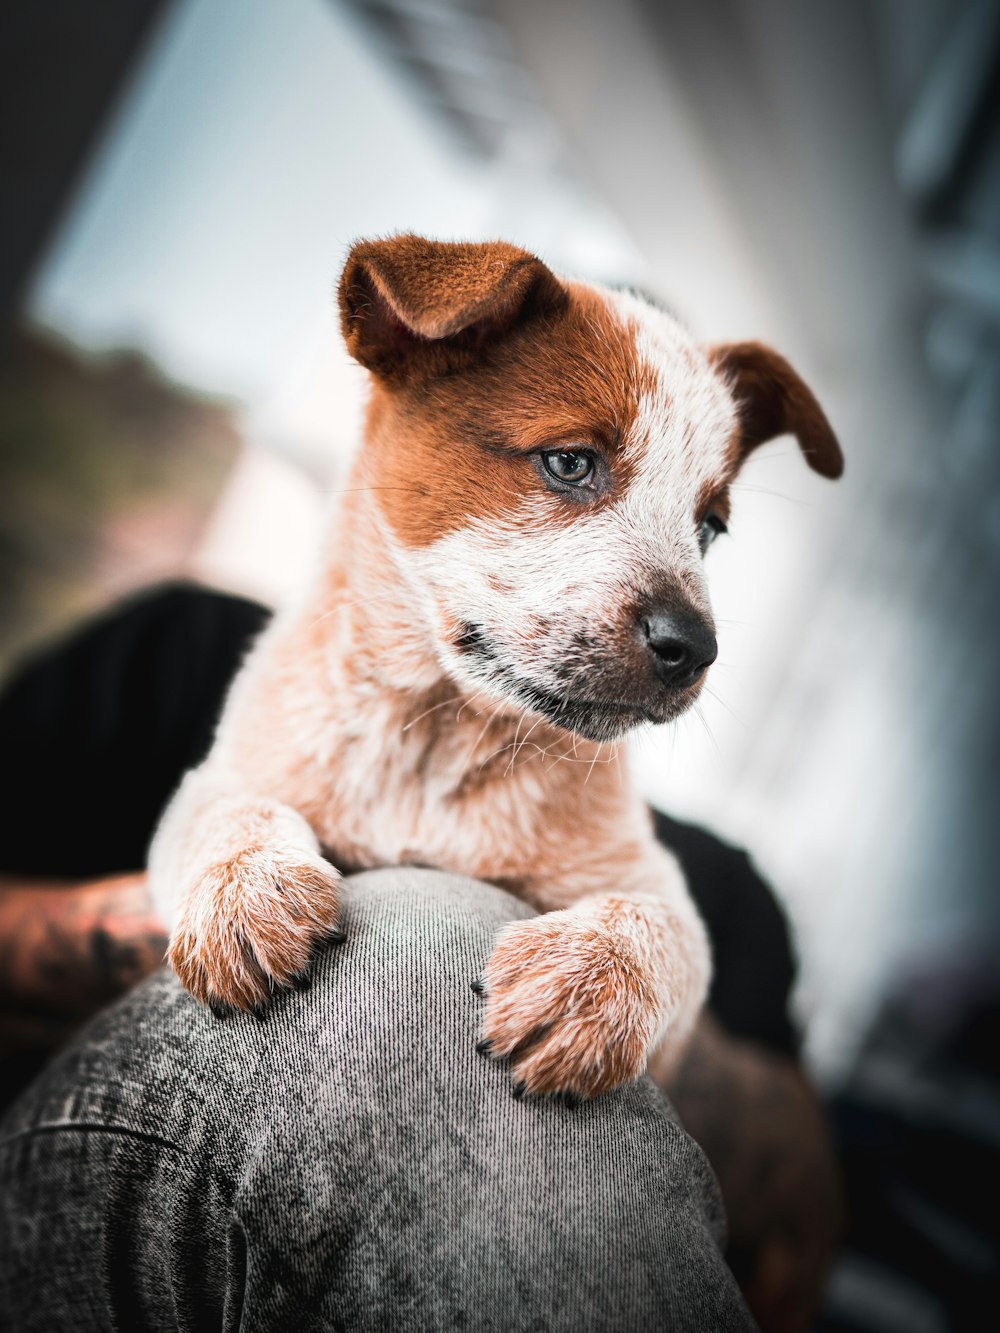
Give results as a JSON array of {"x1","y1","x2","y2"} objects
[
  {"x1": 169, "y1": 848, "x2": 343, "y2": 1012},
  {"x1": 478, "y1": 910, "x2": 661, "y2": 1099}
]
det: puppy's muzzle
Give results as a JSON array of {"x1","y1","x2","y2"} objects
[{"x1": 641, "y1": 607, "x2": 718, "y2": 690}]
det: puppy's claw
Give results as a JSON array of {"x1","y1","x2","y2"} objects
[
  {"x1": 169, "y1": 847, "x2": 343, "y2": 1012},
  {"x1": 556, "y1": 1091, "x2": 582, "y2": 1110},
  {"x1": 512, "y1": 1080, "x2": 527, "y2": 1101},
  {"x1": 475, "y1": 1038, "x2": 493, "y2": 1057},
  {"x1": 290, "y1": 972, "x2": 312, "y2": 992},
  {"x1": 478, "y1": 914, "x2": 662, "y2": 1099},
  {"x1": 328, "y1": 928, "x2": 347, "y2": 946},
  {"x1": 470, "y1": 978, "x2": 486, "y2": 995},
  {"x1": 208, "y1": 1001, "x2": 230, "y2": 1022}
]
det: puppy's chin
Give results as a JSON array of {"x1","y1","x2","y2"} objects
[
  {"x1": 524, "y1": 683, "x2": 704, "y2": 742},
  {"x1": 508, "y1": 687, "x2": 652, "y2": 743},
  {"x1": 440, "y1": 626, "x2": 706, "y2": 742}
]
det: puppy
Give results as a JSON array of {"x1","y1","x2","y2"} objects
[{"x1": 149, "y1": 235, "x2": 842, "y2": 1098}]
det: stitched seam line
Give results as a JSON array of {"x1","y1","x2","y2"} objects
[{"x1": 0, "y1": 1122, "x2": 185, "y2": 1154}]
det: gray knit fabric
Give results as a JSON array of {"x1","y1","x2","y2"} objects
[{"x1": 0, "y1": 868, "x2": 755, "y2": 1331}]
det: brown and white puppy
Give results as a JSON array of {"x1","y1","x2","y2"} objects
[{"x1": 149, "y1": 235, "x2": 842, "y2": 1099}]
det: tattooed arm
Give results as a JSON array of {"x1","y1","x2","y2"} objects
[{"x1": 0, "y1": 873, "x2": 166, "y2": 1057}]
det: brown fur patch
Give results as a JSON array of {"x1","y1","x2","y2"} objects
[
  {"x1": 339, "y1": 235, "x2": 567, "y2": 379},
  {"x1": 358, "y1": 282, "x2": 645, "y2": 548},
  {"x1": 695, "y1": 482, "x2": 732, "y2": 526},
  {"x1": 708, "y1": 341, "x2": 843, "y2": 479}
]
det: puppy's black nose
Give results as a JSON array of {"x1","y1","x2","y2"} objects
[{"x1": 641, "y1": 609, "x2": 718, "y2": 689}]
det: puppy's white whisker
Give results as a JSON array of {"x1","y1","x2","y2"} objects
[
  {"x1": 305, "y1": 590, "x2": 403, "y2": 631},
  {"x1": 701, "y1": 684, "x2": 746, "y2": 727},
  {"x1": 401, "y1": 695, "x2": 464, "y2": 733},
  {"x1": 322, "y1": 486, "x2": 431, "y2": 498},
  {"x1": 691, "y1": 702, "x2": 721, "y2": 758},
  {"x1": 504, "y1": 709, "x2": 529, "y2": 777},
  {"x1": 510, "y1": 712, "x2": 545, "y2": 770}
]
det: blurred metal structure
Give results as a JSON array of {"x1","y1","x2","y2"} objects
[
  {"x1": 338, "y1": 0, "x2": 556, "y2": 159},
  {"x1": 0, "y1": 0, "x2": 169, "y2": 330}
]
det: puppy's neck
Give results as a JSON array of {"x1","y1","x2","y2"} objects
[
  {"x1": 307, "y1": 474, "x2": 601, "y2": 778},
  {"x1": 319, "y1": 481, "x2": 444, "y2": 694}
]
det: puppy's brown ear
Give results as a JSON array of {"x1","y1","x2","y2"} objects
[
  {"x1": 338, "y1": 235, "x2": 567, "y2": 376},
  {"x1": 709, "y1": 341, "x2": 844, "y2": 479}
]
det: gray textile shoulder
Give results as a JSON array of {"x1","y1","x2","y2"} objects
[{"x1": 0, "y1": 868, "x2": 755, "y2": 1333}]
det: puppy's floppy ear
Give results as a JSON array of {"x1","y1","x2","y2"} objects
[
  {"x1": 709, "y1": 341, "x2": 844, "y2": 479},
  {"x1": 338, "y1": 235, "x2": 567, "y2": 376}
]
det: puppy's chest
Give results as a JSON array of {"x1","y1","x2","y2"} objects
[{"x1": 303, "y1": 709, "x2": 554, "y2": 882}]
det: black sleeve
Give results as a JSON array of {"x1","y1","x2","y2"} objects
[
  {"x1": 653, "y1": 810, "x2": 801, "y2": 1059},
  {"x1": 0, "y1": 584, "x2": 270, "y2": 877}
]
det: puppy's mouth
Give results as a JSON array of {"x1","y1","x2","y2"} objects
[{"x1": 450, "y1": 622, "x2": 695, "y2": 742}]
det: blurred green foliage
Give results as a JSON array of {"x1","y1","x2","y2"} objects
[{"x1": 0, "y1": 326, "x2": 241, "y2": 677}]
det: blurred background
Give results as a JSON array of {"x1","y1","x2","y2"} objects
[{"x1": 1, "y1": 1, "x2": 998, "y2": 1327}]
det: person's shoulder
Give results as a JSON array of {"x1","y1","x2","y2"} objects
[
  {"x1": 652, "y1": 806, "x2": 791, "y2": 940},
  {"x1": 84, "y1": 581, "x2": 270, "y2": 655},
  {"x1": 653, "y1": 809, "x2": 762, "y2": 892},
  {"x1": 653, "y1": 807, "x2": 801, "y2": 1057}
]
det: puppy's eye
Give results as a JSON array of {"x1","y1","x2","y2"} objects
[
  {"x1": 698, "y1": 513, "x2": 727, "y2": 554},
  {"x1": 542, "y1": 450, "x2": 594, "y2": 486}
]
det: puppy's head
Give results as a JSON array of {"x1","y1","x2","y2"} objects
[{"x1": 339, "y1": 235, "x2": 842, "y2": 741}]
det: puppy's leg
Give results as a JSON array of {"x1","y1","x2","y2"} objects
[
  {"x1": 149, "y1": 766, "x2": 342, "y2": 1012},
  {"x1": 478, "y1": 845, "x2": 710, "y2": 1098}
]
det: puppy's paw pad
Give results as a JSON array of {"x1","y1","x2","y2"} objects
[
  {"x1": 480, "y1": 914, "x2": 658, "y2": 1099},
  {"x1": 170, "y1": 848, "x2": 342, "y2": 1011}
]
